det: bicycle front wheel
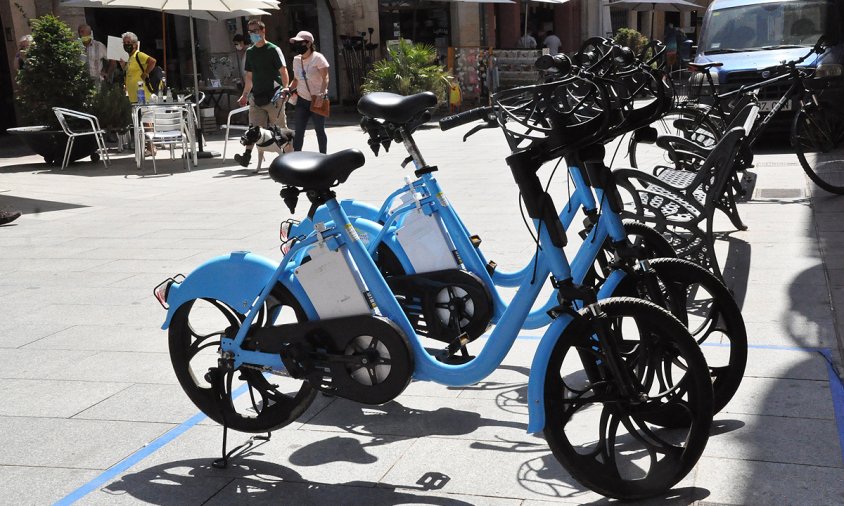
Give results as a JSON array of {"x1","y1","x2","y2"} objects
[
  {"x1": 543, "y1": 297, "x2": 713, "y2": 500},
  {"x1": 792, "y1": 105, "x2": 844, "y2": 194}
]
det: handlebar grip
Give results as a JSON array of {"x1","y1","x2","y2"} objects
[{"x1": 439, "y1": 106, "x2": 494, "y2": 131}]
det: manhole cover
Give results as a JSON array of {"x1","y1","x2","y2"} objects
[{"x1": 756, "y1": 188, "x2": 804, "y2": 199}]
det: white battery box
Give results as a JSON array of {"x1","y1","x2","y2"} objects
[
  {"x1": 396, "y1": 210, "x2": 458, "y2": 274},
  {"x1": 295, "y1": 243, "x2": 372, "y2": 319}
]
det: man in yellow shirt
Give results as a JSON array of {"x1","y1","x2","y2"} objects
[
  {"x1": 121, "y1": 31, "x2": 156, "y2": 103},
  {"x1": 121, "y1": 31, "x2": 157, "y2": 156}
]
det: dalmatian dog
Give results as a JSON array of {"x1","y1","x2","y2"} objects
[{"x1": 234, "y1": 124, "x2": 295, "y2": 173}]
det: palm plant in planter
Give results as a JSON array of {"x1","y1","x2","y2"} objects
[
  {"x1": 361, "y1": 40, "x2": 451, "y2": 105},
  {"x1": 10, "y1": 14, "x2": 97, "y2": 165}
]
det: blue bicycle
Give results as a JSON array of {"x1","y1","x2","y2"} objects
[
  {"x1": 284, "y1": 48, "x2": 746, "y2": 420},
  {"x1": 156, "y1": 69, "x2": 717, "y2": 499}
]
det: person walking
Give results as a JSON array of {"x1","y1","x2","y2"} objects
[
  {"x1": 78, "y1": 24, "x2": 108, "y2": 86},
  {"x1": 235, "y1": 19, "x2": 289, "y2": 168},
  {"x1": 14, "y1": 35, "x2": 32, "y2": 72},
  {"x1": 232, "y1": 33, "x2": 250, "y2": 86},
  {"x1": 288, "y1": 30, "x2": 330, "y2": 154},
  {"x1": 543, "y1": 31, "x2": 562, "y2": 56}
]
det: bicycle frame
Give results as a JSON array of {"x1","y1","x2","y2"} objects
[{"x1": 289, "y1": 130, "x2": 633, "y2": 330}]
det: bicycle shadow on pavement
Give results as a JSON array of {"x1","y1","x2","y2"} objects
[{"x1": 101, "y1": 456, "x2": 475, "y2": 505}]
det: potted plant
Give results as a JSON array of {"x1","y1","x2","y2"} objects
[
  {"x1": 361, "y1": 40, "x2": 451, "y2": 105},
  {"x1": 89, "y1": 81, "x2": 132, "y2": 140},
  {"x1": 8, "y1": 14, "x2": 97, "y2": 166}
]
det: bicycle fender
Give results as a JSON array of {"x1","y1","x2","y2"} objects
[
  {"x1": 160, "y1": 251, "x2": 307, "y2": 329},
  {"x1": 526, "y1": 313, "x2": 575, "y2": 434},
  {"x1": 289, "y1": 199, "x2": 380, "y2": 236}
]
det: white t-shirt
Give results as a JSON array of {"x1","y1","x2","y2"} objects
[
  {"x1": 292, "y1": 52, "x2": 330, "y2": 101},
  {"x1": 544, "y1": 34, "x2": 562, "y2": 56},
  {"x1": 518, "y1": 34, "x2": 537, "y2": 49},
  {"x1": 83, "y1": 39, "x2": 108, "y2": 79}
]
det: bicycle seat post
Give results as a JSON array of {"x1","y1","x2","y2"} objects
[{"x1": 397, "y1": 126, "x2": 430, "y2": 172}]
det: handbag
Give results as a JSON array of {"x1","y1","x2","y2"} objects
[
  {"x1": 310, "y1": 95, "x2": 330, "y2": 117},
  {"x1": 303, "y1": 67, "x2": 329, "y2": 117},
  {"x1": 136, "y1": 53, "x2": 163, "y2": 93}
]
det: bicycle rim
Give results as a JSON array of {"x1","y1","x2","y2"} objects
[{"x1": 793, "y1": 107, "x2": 844, "y2": 194}]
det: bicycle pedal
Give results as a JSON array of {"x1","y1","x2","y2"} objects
[
  {"x1": 440, "y1": 333, "x2": 471, "y2": 359},
  {"x1": 486, "y1": 260, "x2": 497, "y2": 275}
]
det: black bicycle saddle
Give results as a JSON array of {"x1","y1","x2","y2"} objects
[
  {"x1": 358, "y1": 92, "x2": 437, "y2": 124},
  {"x1": 269, "y1": 149, "x2": 366, "y2": 189}
]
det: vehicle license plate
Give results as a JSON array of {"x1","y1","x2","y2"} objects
[{"x1": 759, "y1": 100, "x2": 791, "y2": 112}]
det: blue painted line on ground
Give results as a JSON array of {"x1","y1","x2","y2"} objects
[
  {"x1": 53, "y1": 411, "x2": 208, "y2": 506},
  {"x1": 54, "y1": 382, "x2": 248, "y2": 506},
  {"x1": 819, "y1": 349, "x2": 844, "y2": 465}
]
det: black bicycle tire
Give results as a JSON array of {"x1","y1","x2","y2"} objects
[
  {"x1": 628, "y1": 105, "x2": 722, "y2": 169},
  {"x1": 615, "y1": 257, "x2": 748, "y2": 418},
  {"x1": 543, "y1": 296, "x2": 713, "y2": 500},
  {"x1": 792, "y1": 106, "x2": 844, "y2": 195},
  {"x1": 168, "y1": 283, "x2": 317, "y2": 433}
]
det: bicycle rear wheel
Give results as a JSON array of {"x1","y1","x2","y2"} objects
[
  {"x1": 628, "y1": 105, "x2": 722, "y2": 169},
  {"x1": 615, "y1": 257, "x2": 747, "y2": 420},
  {"x1": 543, "y1": 297, "x2": 713, "y2": 500},
  {"x1": 792, "y1": 105, "x2": 844, "y2": 194}
]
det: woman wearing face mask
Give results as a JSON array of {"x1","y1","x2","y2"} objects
[
  {"x1": 288, "y1": 30, "x2": 330, "y2": 154},
  {"x1": 232, "y1": 33, "x2": 250, "y2": 85}
]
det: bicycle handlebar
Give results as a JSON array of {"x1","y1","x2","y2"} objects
[{"x1": 439, "y1": 106, "x2": 494, "y2": 131}]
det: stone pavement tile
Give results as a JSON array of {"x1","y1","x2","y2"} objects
[
  {"x1": 742, "y1": 321, "x2": 837, "y2": 350},
  {"x1": 81, "y1": 473, "x2": 233, "y2": 506},
  {"x1": 24, "y1": 302, "x2": 164, "y2": 328},
  {"x1": 302, "y1": 394, "x2": 534, "y2": 444},
  {"x1": 380, "y1": 436, "x2": 676, "y2": 504},
  {"x1": 0, "y1": 465, "x2": 100, "y2": 506},
  {"x1": 720, "y1": 376, "x2": 833, "y2": 419},
  {"x1": 205, "y1": 479, "x2": 525, "y2": 505},
  {"x1": 0, "y1": 416, "x2": 172, "y2": 468},
  {"x1": 0, "y1": 322, "x2": 71, "y2": 349},
  {"x1": 704, "y1": 413, "x2": 842, "y2": 468},
  {"x1": 0, "y1": 257, "x2": 114, "y2": 273},
  {"x1": 43, "y1": 350, "x2": 173, "y2": 384},
  {"x1": 22, "y1": 324, "x2": 168, "y2": 353},
  {"x1": 736, "y1": 282, "x2": 832, "y2": 324},
  {"x1": 0, "y1": 270, "x2": 134, "y2": 290},
  {"x1": 694, "y1": 456, "x2": 844, "y2": 505},
  {"x1": 742, "y1": 348, "x2": 829, "y2": 381},
  {"x1": 110, "y1": 424, "x2": 416, "y2": 484},
  {"x1": 73, "y1": 384, "x2": 198, "y2": 424},
  {"x1": 0, "y1": 286, "x2": 148, "y2": 307},
  {"x1": 0, "y1": 379, "x2": 131, "y2": 418},
  {"x1": 0, "y1": 349, "x2": 99, "y2": 379},
  {"x1": 76, "y1": 247, "x2": 202, "y2": 261},
  {"x1": 816, "y1": 212, "x2": 844, "y2": 233},
  {"x1": 1, "y1": 246, "x2": 98, "y2": 260}
]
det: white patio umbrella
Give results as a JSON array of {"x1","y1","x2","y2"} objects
[
  {"x1": 61, "y1": 0, "x2": 280, "y2": 157},
  {"x1": 608, "y1": 0, "x2": 703, "y2": 40}
]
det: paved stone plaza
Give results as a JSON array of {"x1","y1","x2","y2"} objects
[{"x1": 1, "y1": 119, "x2": 843, "y2": 505}]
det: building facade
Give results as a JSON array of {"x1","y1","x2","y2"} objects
[{"x1": 2, "y1": 0, "x2": 710, "y2": 129}]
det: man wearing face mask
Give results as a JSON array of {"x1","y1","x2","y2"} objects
[
  {"x1": 78, "y1": 24, "x2": 108, "y2": 86},
  {"x1": 235, "y1": 19, "x2": 289, "y2": 168}
]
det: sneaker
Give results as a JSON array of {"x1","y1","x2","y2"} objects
[
  {"x1": 0, "y1": 210, "x2": 21, "y2": 225},
  {"x1": 234, "y1": 151, "x2": 251, "y2": 167}
]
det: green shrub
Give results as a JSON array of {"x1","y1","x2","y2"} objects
[
  {"x1": 614, "y1": 28, "x2": 650, "y2": 57},
  {"x1": 15, "y1": 15, "x2": 94, "y2": 128},
  {"x1": 361, "y1": 40, "x2": 450, "y2": 103},
  {"x1": 89, "y1": 81, "x2": 131, "y2": 132}
]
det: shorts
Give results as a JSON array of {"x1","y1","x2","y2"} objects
[{"x1": 248, "y1": 97, "x2": 287, "y2": 129}]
